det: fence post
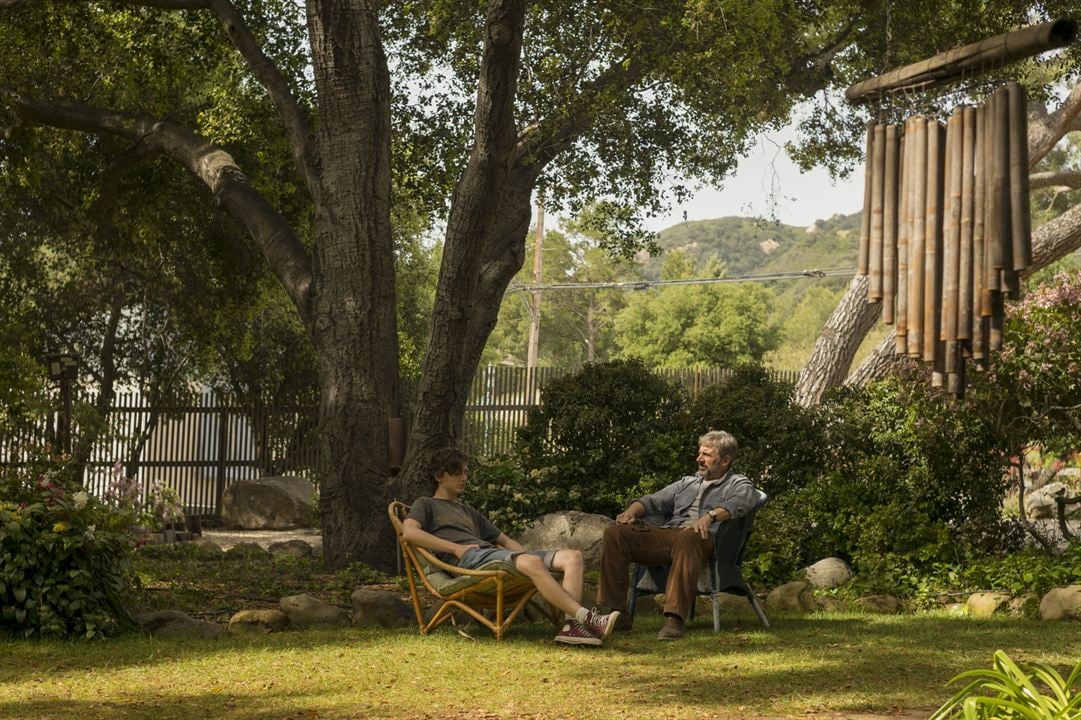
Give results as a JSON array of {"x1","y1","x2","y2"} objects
[{"x1": 214, "y1": 404, "x2": 230, "y2": 518}]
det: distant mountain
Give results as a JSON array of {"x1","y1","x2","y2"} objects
[{"x1": 641, "y1": 212, "x2": 861, "y2": 280}]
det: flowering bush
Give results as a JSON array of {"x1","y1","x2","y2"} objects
[
  {"x1": 0, "y1": 451, "x2": 139, "y2": 638},
  {"x1": 982, "y1": 269, "x2": 1081, "y2": 455}
]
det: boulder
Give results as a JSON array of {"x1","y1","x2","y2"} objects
[
  {"x1": 133, "y1": 610, "x2": 223, "y2": 638},
  {"x1": 965, "y1": 592, "x2": 1011, "y2": 618},
  {"x1": 515, "y1": 511, "x2": 614, "y2": 572},
  {"x1": 225, "y1": 541, "x2": 269, "y2": 558},
  {"x1": 802, "y1": 557, "x2": 854, "y2": 589},
  {"x1": 268, "y1": 539, "x2": 314, "y2": 558},
  {"x1": 221, "y1": 476, "x2": 316, "y2": 530},
  {"x1": 350, "y1": 589, "x2": 413, "y2": 628},
  {"x1": 280, "y1": 593, "x2": 349, "y2": 628},
  {"x1": 1038, "y1": 585, "x2": 1081, "y2": 620},
  {"x1": 855, "y1": 595, "x2": 900, "y2": 614},
  {"x1": 1025, "y1": 482, "x2": 1071, "y2": 520},
  {"x1": 815, "y1": 595, "x2": 849, "y2": 613},
  {"x1": 765, "y1": 581, "x2": 815, "y2": 613},
  {"x1": 697, "y1": 592, "x2": 759, "y2": 618},
  {"x1": 227, "y1": 609, "x2": 291, "y2": 633},
  {"x1": 1007, "y1": 593, "x2": 1039, "y2": 617}
]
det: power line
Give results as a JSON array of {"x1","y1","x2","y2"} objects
[{"x1": 506, "y1": 268, "x2": 854, "y2": 293}]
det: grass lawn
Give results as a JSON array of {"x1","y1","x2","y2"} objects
[{"x1": 3, "y1": 611, "x2": 1080, "y2": 720}]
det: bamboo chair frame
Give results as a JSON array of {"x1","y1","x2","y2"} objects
[{"x1": 388, "y1": 501, "x2": 559, "y2": 640}]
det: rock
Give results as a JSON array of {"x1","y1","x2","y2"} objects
[
  {"x1": 802, "y1": 557, "x2": 853, "y2": 589},
  {"x1": 268, "y1": 539, "x2": 314, "y2": 558},
  {"x1": 855, "y1": 595, "x2": 900, "y2": 614},
  {"x1": 765, "y1": 581, "x2": 814, "y2": 613},
  {"x1": 697, "y1": 592, "x2": 759, "y2": 618},
  {"x1": 1007, "y1": 593, "x2": 1039, "y2": 617},
  {"x1": 227, "y1": 609, "x2": 290, "y2": 633},
  {"x1": 350, "y1": 589, "x2": 413, "y2": 628},
  {"x1": 133, "y1": 610, "x2": 222, "y2": 638},
  {"x1": 221, "y1": 476, "x2": 317, "y2": 530},
  {"x1": 815, "y1": 595, "x2": 849, "y2": 613},
  {"x1": 1039, "y1": 585, "x2": 1081, "y2": 620},
  {"x1": 515, "y1": 511, "x2": 614, "y2": 572},
  {"x1": 1025, "y1": 482, "x2": 1071, "y2": 519},
  {"x1": 226, "y1": 541, "x2": 269, "y2": 558},
  {"x1": 965, "y1": 592, "x2": 1011, "y2": 618},
  {"x1": 280, "y1": 593, "x2": 349, "y2": 628}
]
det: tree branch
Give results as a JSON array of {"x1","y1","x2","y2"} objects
[
  {"x1": 1028, "y1": 81, "x2": 1081, "y2": 168},
  {"x1": 1029, "y1": 168, "x2": 1081, "y2": 191},
  {"x1": 2, "y1": 87, "x2": 314, "y2": 324},
  {"x1": 206, "y1": 0, "x2": 320, "y2": 203}
]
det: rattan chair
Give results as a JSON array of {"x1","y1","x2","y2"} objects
[
  {"x1": 626, "y1": 489, "x2": 770, "y2": 631},
  {"x1": 388, "y1": 500, "x2": 559, "y2": 640}
]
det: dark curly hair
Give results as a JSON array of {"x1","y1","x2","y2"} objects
[{"x1": 427, "y1": 448, "x2": 468, "y2": 490}]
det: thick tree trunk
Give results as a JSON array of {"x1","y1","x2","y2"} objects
[
  {"x1": 307, "y1": 0, "x2": 400, "y2": 571},
  {"x1": 793, "y1": 274, "x2": 881, "y2": 406}
]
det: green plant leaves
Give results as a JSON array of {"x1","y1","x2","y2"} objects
[{"x1": 931, "y1": 651, "x2": 1081, "y2": 720}]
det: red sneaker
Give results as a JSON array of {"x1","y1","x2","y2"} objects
[{"x1": 553, "y1": 619, "x2": 602, "y2": 646}]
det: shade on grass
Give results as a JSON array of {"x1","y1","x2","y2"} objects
[{"x1": 2, "y1": 613, "x2": 1079, "y2": 719}]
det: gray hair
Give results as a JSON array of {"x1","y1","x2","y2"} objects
[{"x1": 699, "y1": 430, "x2": 738, "y2": 458}]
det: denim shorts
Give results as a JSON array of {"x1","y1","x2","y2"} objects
[{"x1": 455, "y1": 546, "x2": 557, "y2": 571}]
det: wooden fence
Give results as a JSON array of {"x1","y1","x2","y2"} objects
[{"x1": 1, "y1": 365, "x2": 798, "y2": 515}]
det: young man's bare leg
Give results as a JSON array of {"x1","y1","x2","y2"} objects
[
  {"x1": 549, "y1": 549, "x2": 584, "y2": 603},
  {"x1": 513, "y1": 553, "x2": 621, "y2": 644}
]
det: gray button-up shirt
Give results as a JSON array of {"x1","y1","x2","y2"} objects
[{"x1": 635, "y1": 469, "x2": 755, "y2": 532}]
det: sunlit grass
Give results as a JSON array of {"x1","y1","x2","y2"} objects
[{"x1": 3, "y1": 613, "x2": 1079, "y2": 719}]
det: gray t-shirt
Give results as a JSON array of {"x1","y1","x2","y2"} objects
[{"x1": 405, "y1": 496, "x2": 503, "y2": 564}]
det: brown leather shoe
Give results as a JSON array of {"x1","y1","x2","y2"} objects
[{"x1": 657, "y1": 615, "x2": 685, "y2": 640}]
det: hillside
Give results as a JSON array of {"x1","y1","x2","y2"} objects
[{"x1": 643, "y1": 212, "x2": 861, "y2": 280}]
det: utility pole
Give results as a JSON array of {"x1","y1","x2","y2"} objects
[{"x1": 526, "y1": 202, "x2": 544, "y2": 402}]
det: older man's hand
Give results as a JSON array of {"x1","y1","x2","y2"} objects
[{"x1": 687, "y1": 514, "x2": 713, "y2": 539}]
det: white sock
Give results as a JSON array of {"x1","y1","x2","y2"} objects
[{"x1": 573, "y1": 607, "x2": 590, "y2": 624}]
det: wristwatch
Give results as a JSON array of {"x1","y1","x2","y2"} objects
[{"x1": 707, "y1": 509, "x2": 718, "y2": 520}]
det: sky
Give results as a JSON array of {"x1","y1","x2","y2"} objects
[{"x1": 642, "y1": 124, "x2": 864, "y2": 232}]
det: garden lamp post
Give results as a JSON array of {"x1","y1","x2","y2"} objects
[{"x1": 46, "y1": 352, "x2": 79, "y2": 455}]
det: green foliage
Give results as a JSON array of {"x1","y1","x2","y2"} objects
[
  {"x1": 613, "y1": 253, "x2": 780, "y2": 367},
  {"x1": 509, "y1": 360, "x2": 689, "y2": 520},
  {"x1": 930, "y1": 650, "x2": 1081, "y2": 720},
  {"x1": 0, "y1": 451, "x2": 138, "y2": 638},
  {"x1": 462, "y1": 455, "x2": 534, "y2": 533},
  {"x1": 961, "y1": 544, "x2": 1081, "y2": 598}
]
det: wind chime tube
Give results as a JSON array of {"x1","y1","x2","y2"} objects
[
  {"x1": 958, "y1": 105, "x2": 976, "y2": 347},
  {"x1": 972, "y1": 102, "x2": 988, "y2": 361},
  {"x1": 858, "y1": 121, "x2": 876, "y2": 276},
  {"x1": 1007, "y1": 81, "x2": 1033, "y2": 273},
  {"x1": 924, "y1": 119, "x2": 945, "y2": 365},
  {"x1": 896, "y1": 120, "x2": 911, "y2": 353},
  {"x1": 883, "y1": 124, "x2": 899, "y2": 323},
  {"x1": 991, "y1": 87, "x2": 1013, "y2": 275},
  {"x1": 990, "y1": 292, "x2": 1005, "y2": 351},
  {"x1": 869, "y1": 123, "x2": 887, "y2": 302},
  {"x1": 908, "y1": 117, "x2": 927, "y2": 357},
  {"x1": 942, "y1": 109, "x2": 964, "y2": 385},
  {"x1": 983, "y1": 92, "x2": 1002, "y2": 295}
]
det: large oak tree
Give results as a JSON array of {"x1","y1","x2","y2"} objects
[{"x1": 4, "y1": 0, "x2": 1076, "y2": 569}]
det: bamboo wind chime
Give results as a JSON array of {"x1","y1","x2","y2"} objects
[{"x1": 856, "y1": 83, "x2": 1033, "y2": 396}]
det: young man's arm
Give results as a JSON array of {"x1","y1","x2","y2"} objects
[
  {"x1": 494, "y1": 533, "x2": 525, "y2": 552},
  {"x1": 401, "y1": 518, "x2": 478, "y2": 559}
]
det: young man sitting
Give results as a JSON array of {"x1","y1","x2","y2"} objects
[{"x1": 401, "y1": 448, "x2": 620, "y2": 646}]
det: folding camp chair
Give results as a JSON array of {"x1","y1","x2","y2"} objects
[
  {"x1": 626, "y1": 489, "x2": 770, "y2": 631},
  {"x1": 388, "y1": 501, "x2": 560, "y2": 640}
]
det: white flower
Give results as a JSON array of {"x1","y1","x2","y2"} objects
[{"x1": 73, "y1": 491, "x2": 89, "y2": 510}]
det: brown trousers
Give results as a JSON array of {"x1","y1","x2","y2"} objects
[{"x1": 596, "y1": 522, "x2": 713, "y2": 620}]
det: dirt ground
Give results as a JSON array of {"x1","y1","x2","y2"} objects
[{"x1": 200, "y1": 526, "x2": 323, "y2": 553}]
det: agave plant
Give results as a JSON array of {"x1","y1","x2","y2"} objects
[{"x1": 931, "y1": 650, "x2": 1081, "y2": 720}]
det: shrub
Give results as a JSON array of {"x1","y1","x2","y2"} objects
[
  {"x1": 807, "y1": 370, "x2": 1020, "y2": 573},
  {"x1": 0, "y1": 452, "x2": 139, "y2": 638},
  {"x1": 512, "y1": 360, "x2": 689, "y2": 518}
]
